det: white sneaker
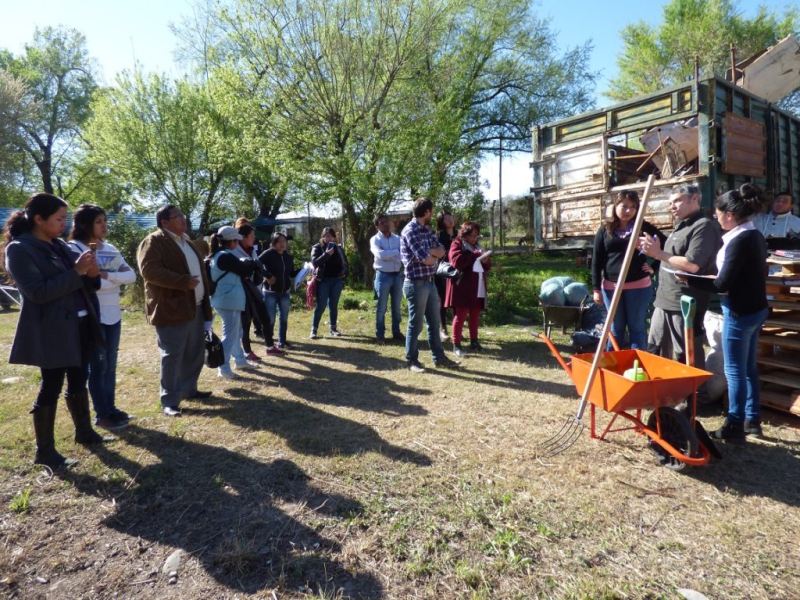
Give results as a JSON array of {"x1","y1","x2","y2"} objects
[
  {"x1": 439, "y1": 329, "x2": 450, "y2": 342},
  {"x1": 235, "y1": 361, "x2": 260, "y2": 371},
  {"x1": 453, "y1": 344, "x2": 467, "y2": 358},
  {"x1": 218, "y1": 369, "x2": 240, "y2": 380}
]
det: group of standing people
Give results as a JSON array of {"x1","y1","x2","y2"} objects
[
  {"x1": 370, "y1": 198, "x2": 492, "y2": 370},
  {"x1": 592, "y1": 183, "x2": 777, "y2": 441}
]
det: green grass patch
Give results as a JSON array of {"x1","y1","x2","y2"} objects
[{"x1": 9, "y1": 488, "x2": 32, "y2": 514}]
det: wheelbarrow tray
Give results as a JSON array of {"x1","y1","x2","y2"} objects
[{"x1": 570, "y1": 349, "x2": 712, "y2": 413}]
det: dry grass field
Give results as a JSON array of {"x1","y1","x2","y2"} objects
[{"x1": 1, "y1": 297, "x2": 799, "y2": 599}]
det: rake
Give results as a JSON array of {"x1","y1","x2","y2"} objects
[{"x1": 538, "y1": 174, "x2": 656, "y2": 457}]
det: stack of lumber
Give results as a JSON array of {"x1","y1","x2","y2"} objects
[{"x1": 760, "y1": 250, "x2": 800, "y2": 416}]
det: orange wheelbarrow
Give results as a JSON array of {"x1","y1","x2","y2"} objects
[{"x1": 539, "y1": 333, "x2": 716, "y2": 469}]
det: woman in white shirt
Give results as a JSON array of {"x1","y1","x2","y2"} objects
[{"x1": 69, "y1": 204, "x2": 137, "y2": 430}]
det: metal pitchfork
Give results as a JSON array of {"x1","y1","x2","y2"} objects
[{"x1": 538, "y1": 174, "x2": 656, "y2": 457}]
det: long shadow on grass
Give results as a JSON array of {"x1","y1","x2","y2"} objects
[
  {"x1": 263, "y1": 354, "x2": 430, "y2": 416},
  {"x1": 205, "y1": 390, "x2": 431, "y2": 466},
  {"x1": 683, "y1": 438, "x2": 800, "y2": 508},
  {"x1": 63, "y1": 425, "x2": 384, "y2": 597}
]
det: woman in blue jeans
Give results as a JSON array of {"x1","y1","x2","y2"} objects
[
  {"x1": 69, "y1": 204, "x2": 137, "y2": 430},
  {"x1": 259, "y1": 232, "x2": 299, "y2": 351},
  {"x1": 592, "y1": 190, "x2": 665, "y2": 348},
  {"x1": 309, "y1": 227, "x2": 348, "y2": 339},
  {"x1": 683, "y1": 184, "x2": 768, "y2": 440},
  {"x1": 209, "y1": 226, "x2": 261, "y2": 379}
]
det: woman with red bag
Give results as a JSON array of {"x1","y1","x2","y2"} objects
[{"x1": 444, "y1": 222, "x2": 492, "y2": 357}]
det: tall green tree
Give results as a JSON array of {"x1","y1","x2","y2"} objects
[
  {"x1": 85, "y1": 73, "x2": 231, "y2": 234},
  {"x1": 0, "y1": 27, "x2": 98, "y2": 197},
  {"x1": 190, "y1": 0, "x2": 593, "y2": 281},
  {"x1": 608, "y1": 0, "x2": 798, "y2": 101}
]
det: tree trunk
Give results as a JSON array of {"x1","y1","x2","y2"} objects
[{"x1": 36, "y1": 156, "x2": 53, "y2": 194}]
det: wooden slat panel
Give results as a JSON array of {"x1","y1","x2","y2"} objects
[
  {"x1": 722, "y1": 112, "x2": 767, "y2": 177},
  {"x1": 760, "y1": 372, "x2": 800, "y2": 388},
  {"x1": 758, "y1": 356, "x2": 800, "y2": 373},
  {"x1": 761, "y1": 390, "x2": 800, "y2": 416},
  {"x1": 760, "y1": 333, "x2": 800, "y2": 349}
]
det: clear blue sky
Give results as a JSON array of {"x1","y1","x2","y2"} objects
[{"x1": 0, "y1": 0, "x2": 795, "y2": 196}]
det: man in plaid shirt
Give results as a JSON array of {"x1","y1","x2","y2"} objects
[{"x1": 400, "y1": 198, "x2": 459, "y2": 372}]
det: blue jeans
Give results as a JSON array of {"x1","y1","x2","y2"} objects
[
  {"x1": 602, "y1": 285, "x2": 652, "y2": 349},
  {"x1": 87, "y1": 321, "x2": 122, "y2": 419},
  {"x1": 217, "y1": 308, "x2": 246, "y2": 373},
  {"x1": 404, "y1": 278, "x2": 444, "y2": 362},
  {"x1": 313, "y1": 277, "x2": 345, "y2": 332},
  {"x1": 264, "y1": 291, "x2": 291, "y2": 345},
  {"x1": 374, "y1": 270, "x2": 403, "y2": 338},
  {"x1": 721, "y1": 304, "x2": 768, "y2": 422}
]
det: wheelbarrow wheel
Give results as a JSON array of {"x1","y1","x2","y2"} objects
[{"x1": 645, "y1": 407, "x2": 699, "y2": 471}]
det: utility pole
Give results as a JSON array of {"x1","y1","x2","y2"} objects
[{"x1": 498, "y1": 134, "x2": 504, "y2": 248}]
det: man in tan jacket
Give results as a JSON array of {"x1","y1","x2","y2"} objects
[{"x1": 137, "y1": 205, "x2": 213, "y2": 416}]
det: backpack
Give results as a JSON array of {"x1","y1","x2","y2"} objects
[{"x1": 204, "y1": 256, "x2": 230, "y2": 296}]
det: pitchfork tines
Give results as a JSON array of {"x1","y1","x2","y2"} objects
[{"x1": 537, "y1": 416, "x2": 585, "y2": 457}]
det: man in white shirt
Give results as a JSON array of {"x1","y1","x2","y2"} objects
[
  {"x1": 137, "y1": 205, "x2": 213, "y2": 416},
  {"x1": 369, "y1": 214, "x2": 404, "y2": 342},
  {"x1": 753, "y1": 191, "x2": 800, "y2": 238}
]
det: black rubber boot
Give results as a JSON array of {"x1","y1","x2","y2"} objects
[
  {"x1": 32, "y1": 404, "x2": 76, "y2": 469},
  {"x1": 65, "y1": 390, "x2": 106, "y2": 445},
  {"x1": 712, "y1": 417, "x2": 746, "y2": 442}
]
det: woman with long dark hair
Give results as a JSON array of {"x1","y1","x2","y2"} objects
[
  {"x1": 69, "y1": 204, "x2": 137, "y2": 430},
  {"x1": 3, "y1": 193, "x2": 107, "y2": 469},
  {"x1": 233, "y1": 223, "x2": 267, "y2": 361},
  {"x1": 592, "y1": 190, "x2": 664, "y2": 349},
  {"x1": 435, "y1": 211, "x2": 456, "y2": 342},
  {"x1": 444, "y1": 221, "x2": 492, "y2": 356},
  {"x1": 683, "y1": 184, "x2": 768, "y2": 440},
  {"x1": 309, "y1": 227, "x2": 348, "y2": 339},
  {"x1": 260, "y1": 232, "x2": 299, "y2": 350}
]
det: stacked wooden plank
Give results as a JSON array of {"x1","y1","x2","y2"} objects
[{"x1": 760, "y1": 251, "x2": 800, "y2": 416}]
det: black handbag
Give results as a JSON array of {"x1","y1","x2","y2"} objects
[
  {"x1": 436, "y1": 261, "x2": 460, "y2": 279},
  {"x1": 204, "y1": 330, "x2": 224, "y2": 368}
]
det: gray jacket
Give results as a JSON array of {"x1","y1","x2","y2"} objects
[{"x1": 5, "y1": 233, "x2": 100, "y2": 369}]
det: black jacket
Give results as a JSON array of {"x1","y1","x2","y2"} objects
[
  {"x1": 311, "y1": 243, "x2": 348, "y2": 279},
  {"x1": 258, "y1": 248, "x2": 299, "y2": 294},
  {"x1": 686, "y1": 228, "x2": 768, "y2": 316},
  {"x1": 592, "y1": 221, "x2": 665, "y2": 290},
  {"x1": 6, "y1": 234, "x2": 102, "y2": 368}
]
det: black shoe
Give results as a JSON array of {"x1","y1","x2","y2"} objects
[
  {"x1": 392, "y1": 333, "x2": 405, "y2": 342},
  {"x1": 469, "y1": 340, "x2": 483, "y2": 351},
  {"x1": 187, "y1": 390, "x2": 213, "y2": 400},
  {"x1": 163, "y1": 406, "x2": 182, "y2": 417},
  {"x1": 407, "y1": 360, "x2": 425, "y2": 373},
  {"x1": 110, "y1": 408, "x2": 132, "y2": 422},
  {"x1": 433, "y1": 355, "x2": 460, "y2": 369},
  {"x1": 744, "y1": 418, "x2": 763, "y2": 437},
  {"x1": 65, "y1": 391, "x2": 108, "y2": 445},
  {"x1": 95, "y1": 415, "x2": 129, "y2": 431},
  {"x1": 712, "y1": 417, "x2": 745, "y2": 442},
  {"x1": 329, "y1": 329, "x2": 343, "y2": 337},
  {"x1": 376, "y1": 336, "x2": 386, "y2": 344}
]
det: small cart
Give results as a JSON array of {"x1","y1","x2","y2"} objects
[{"x1": 540, "y1": 333, "x2": 715, "y2": 469}]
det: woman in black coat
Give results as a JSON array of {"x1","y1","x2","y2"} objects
[
  {"x1": 309, "y1": 227, "x2": 349, "y2": 338},
  {"x1": 3, "y1": 193, "x2": 107, "y2": 469}
]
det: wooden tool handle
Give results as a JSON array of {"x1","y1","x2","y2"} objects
[{"x1": 575, "y1": 174, "x2": 656, "y2": 420}]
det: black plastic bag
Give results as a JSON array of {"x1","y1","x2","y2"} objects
[{"x1": 204, "y1": 330, "x2": 224, "y2": 368}]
